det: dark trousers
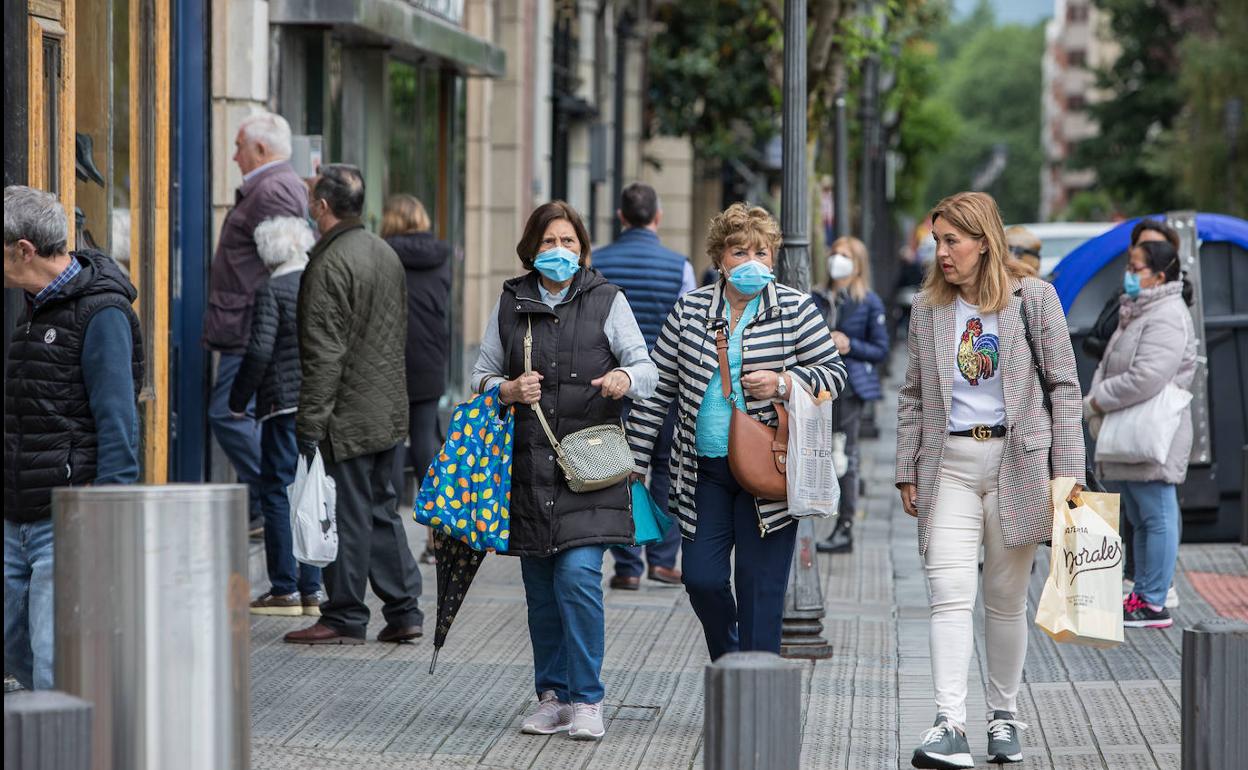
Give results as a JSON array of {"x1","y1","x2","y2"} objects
[
  {"x1": 612, "y1": 403, "x2": 681, "y2": 576},
  {"x1": 831, "y1": 394, "x2": 864, "y2": 538},
  {"x1": 394, "y1": 397, "x2": 442, "y2": 510},
  {"x1": 683, "y1": 456, "x2": 798, "y2": 661},
  {"x1": 208, "y1": 353, "x2": 261, "y2": 517},
  {"x1": 321, "y1": 443, "x2": 424, "y2": 638},
  {"x1": 259, "y1": 414, "x2": 321, "y2": 596}
]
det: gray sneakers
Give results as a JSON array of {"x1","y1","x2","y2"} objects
[
  {"x1": 986, "y1": 710, "x2": 1026, "y2": 764},
  {"x1": 569, "y1": 701, "x2": 605, "y2": 741},
  {"x1": 520, "y1": 691, "x2": 573, "y2": 735},
  {"x1": 911, "y1": 716, "x2": 973, "y2": 769}
]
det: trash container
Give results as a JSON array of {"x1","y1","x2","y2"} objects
[{"x1": 53, "y1": 485, "x2": 250, "y2": 770}]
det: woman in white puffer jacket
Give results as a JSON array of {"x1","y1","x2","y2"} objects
[{"x1": 1086, "y1": 239, "x2": 1197, "y2": 630}]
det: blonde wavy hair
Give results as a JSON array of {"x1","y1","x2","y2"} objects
[
  {"x1": 923, "y1": 191, "x2": 1028, "y2": 313},
  {"x1": 829, "y1": 235, "x2": 872, "y2": 302},
  {"x1": 381, "y1": 194, "x2": 431, "y2": 237},
  {"x1": 705, "y1": 203, "x2": 782, "y2": 271}
]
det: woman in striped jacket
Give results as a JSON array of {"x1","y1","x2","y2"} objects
[{"x1": 625, "y1": 203, "x2": 847, "y2": 661}]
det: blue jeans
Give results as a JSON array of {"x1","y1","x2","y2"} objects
[
  {"x1": 520, "y1": 546, "x2": 607, "y2": 704},
  {"x1": 1113, "y1": 480, "x2": 1180, "y2": 607},
  {"x1": 209, "y1": 353, "x2": 262, "y2": 516},
  {"x1": 684, "y1": 457, "x2": 798, "y2": 661},
  {"x1": 612, "y1": 403, "x2": 681, "y2": 576},
  {"x1": 260, "y1": 414, "x2": 321, "y2": 596},
  {"x1": 3, "y1": 519, "x2": 56, "y2": 689}
]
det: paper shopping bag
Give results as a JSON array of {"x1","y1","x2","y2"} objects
[{"x1": 1035, "y1": 477, "x2": 1124, "y2": 648}]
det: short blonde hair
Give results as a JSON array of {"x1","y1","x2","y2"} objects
[
  {"x1": 705, "y1": 203, "x2": 782, "y2": 269},
  {"x1": 381, "y1": 194, "x2": 431, "y2": 237},
  {"x1": 829, "y1": 235, "x2": 872, "y2": 302},
  {"x1": 923, "y1": 192, "x2": 1028, "y2": 313}
]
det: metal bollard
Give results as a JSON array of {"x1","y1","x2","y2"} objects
[
  {"x1": 3, "y1": 691, "x2": 92, "y2": 770},
  {"x1": 704, "y1": 652, "x2": 801, "y2": 770},
  {"x1": 1181, "y1": 619, "x2": 1248, "y2": 770},
  {"x1": 53, "y1": 485, "x2": 250, "y2": 770}
]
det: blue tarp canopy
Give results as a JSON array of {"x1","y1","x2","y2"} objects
[{"x1": 1051, "y1": 213, "x2": 1248, "y2": 312}]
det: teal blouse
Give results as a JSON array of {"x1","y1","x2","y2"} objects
[{"x1": 695, "y1": 295, "x2": 761, "y2": 457}]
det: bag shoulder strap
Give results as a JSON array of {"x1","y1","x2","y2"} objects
[
  {"x1": 524, "y1": 316, "x2": 565, "y2": 456},
  {"x1": 1019, "y1": 289, "x2": 1052, "y2": 395}
]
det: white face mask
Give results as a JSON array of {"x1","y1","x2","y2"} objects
[{"x1": 827, "y1": 253, "x2": 855, "y2": 281}]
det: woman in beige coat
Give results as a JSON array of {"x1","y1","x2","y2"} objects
[
  {"x1": 1086, "y1": 238, "x2": 1197, "y2": 631},
  {"x1": 896, "y1": 192, "x2": 1085, "y2": 769}
]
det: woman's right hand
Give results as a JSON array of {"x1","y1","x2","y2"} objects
[
  {"x1": 500, "y1": 371, "x2": 544, "y2": 405},
  {"x1": 898, "y1": 483, "x2": 918, "y2": 518}
]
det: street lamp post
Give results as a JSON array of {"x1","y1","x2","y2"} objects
[{"x1": 777, "y1": 0, "x2": 834, "y2": 661}]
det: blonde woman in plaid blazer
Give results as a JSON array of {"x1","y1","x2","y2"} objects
[{"x1": 896, "y1": 193, "x2": 1085, "y2": 769}]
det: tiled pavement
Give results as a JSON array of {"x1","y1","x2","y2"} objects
[{"x1": 250, "y1": 356, "x2": 1248, "y2": 769}]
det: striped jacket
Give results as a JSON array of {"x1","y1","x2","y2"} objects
[
  {"x1": 626, "y1": 281, "x2": 848, "y2": 538},
  {"x1": 895, "y1": 277, "x2": 1086, "y2": 555}
]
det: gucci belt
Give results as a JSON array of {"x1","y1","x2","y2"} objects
[{"x1": 949, "y1": 424, "x2": 1007, "y2": 440}]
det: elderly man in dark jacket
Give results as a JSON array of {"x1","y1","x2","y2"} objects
[
  {"x1": 204, "y1": 112, "x2": 308, "y2": 529},
  {"x1": 4, "y1": 186, "x2": 142, "y2": 690},
  {"x1": 284, "y1": 164, "x2": 423, "y2": 646}
]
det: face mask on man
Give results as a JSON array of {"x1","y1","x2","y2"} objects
[
  {"x1": 727, "y1": 259, "x2": 774, "y2": 296},
  {"x1": 533, "y1": 246, "x2": 581, "y2": 283},
  {"x1": 827, "y1": 253, "x2": 854, "y2": 281}
]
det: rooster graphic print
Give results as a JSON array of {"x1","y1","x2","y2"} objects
[{"x1": 957, "y1": 316, "x2": 999, "y2": 385}]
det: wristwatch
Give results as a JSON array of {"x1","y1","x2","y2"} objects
[{"x1": 776, "y1": 374, "x2": 788, "y2": 398}]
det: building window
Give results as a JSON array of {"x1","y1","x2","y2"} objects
[
  {"x1": 1067, "y1": 94, "x2": 1086, "y2": 110},
  {"x1": 1067, "y1": 4, "x2": 1089, "y2": 23},
  {"x1": 1068, "y1": 49, "x2": 1087, "y2": 68}
]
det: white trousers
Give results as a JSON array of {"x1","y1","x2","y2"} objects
[{"x1": 924, "y1": 436, "x2": 1036, "y2": 727}]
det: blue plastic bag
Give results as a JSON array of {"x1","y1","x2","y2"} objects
[
  {"x1": 414, "y1": 386, "x2": 513, "y2": 552},
  {"x1": 630, "y1": 480, "x2": 672, "y2": 546}
]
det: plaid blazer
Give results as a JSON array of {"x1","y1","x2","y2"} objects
[
  {"x1": 626, "y1": 281, "x2": 847, "y2": 538},
  {"x1": 896, "y1": 277, "x2": 1086, "y2": 555}
]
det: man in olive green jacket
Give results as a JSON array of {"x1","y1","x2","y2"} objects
[{"x1": 286, "y1": 164, "x2": 423, "y2": 646}]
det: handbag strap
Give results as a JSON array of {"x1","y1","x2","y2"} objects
[{"x1": 524, "y1": 316, "x2": 566, "y2": 457}]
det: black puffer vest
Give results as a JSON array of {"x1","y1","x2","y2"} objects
[
  {"x1": 497, "y1": 269, "x2": 633, "y2": 556},
  {"x1": 3, "y1": 251, "x2": 144, "y2": 523}
]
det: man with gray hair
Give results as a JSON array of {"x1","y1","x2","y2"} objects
[
  {"x1": 3, "y1": 185, "x2": 142, "y2": 690},
  {"x1": 204, "y1": 110, "x2": 308, "y2": 531}
]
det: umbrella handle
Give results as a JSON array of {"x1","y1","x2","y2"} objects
[{"x1": 429, "y1": 646, "x2": 440, "y2": 675}]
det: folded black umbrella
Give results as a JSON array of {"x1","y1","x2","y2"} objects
[{"x1": 428, "y1": 529, "x2": 488, "y2": 674}]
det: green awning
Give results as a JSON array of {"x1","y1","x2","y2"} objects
[{"x1": 271, "y1": 0, "x2": 505, "y2": 77}]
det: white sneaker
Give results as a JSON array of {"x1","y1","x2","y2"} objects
[
  {"x1": 1166, "y1": 585, "x2": 1179, "y2": 608},
  {"x1": 569, "y1": 701, "x2": 605, "y2": 741},
  {"x1": 520, "y1": 691, "x2": 573, "y2": 735}
]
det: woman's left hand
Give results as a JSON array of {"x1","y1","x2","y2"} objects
[
  {"x1": 741, "y1": 370, "x2": 789, "y2": 401},
  {"x1": 831, "y1": 331, "x2": 851, "y2": 355},
  {"x1": 591, "y1": 369, "x2": 631, "y2": 400}
]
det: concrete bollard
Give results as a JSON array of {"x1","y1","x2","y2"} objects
[
  {"x1": 3, "y1": 691, "x2": 92, "y2": 770},
  {"x1": 704, "y1": 652, "x2": 801, "y2": 770},
  {"x1": 1181, "y1": 619, "x2": 1248, "y2": 770}
]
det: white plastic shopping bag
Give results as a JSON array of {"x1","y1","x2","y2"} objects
[
  {"x1": 1095, "y1": 384, "x2": 1192, "y2": 465},
  {"x1": 785, "y1": 385, "x2": 841, "y2": 518},
  {"x1": 287, "y1": 449, "x2": 338, "y2": 567},
  {"x1": 1035, "y1": 477, "x2": 1123, "y2": 648}
]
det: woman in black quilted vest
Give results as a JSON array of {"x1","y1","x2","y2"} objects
[{"x1": 469, "y1": 201, "x2": 656, "y2": 742}]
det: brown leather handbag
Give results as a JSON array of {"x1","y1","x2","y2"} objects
[{"x1": 716, "y1": 329, "x2": 789, "y2": 500}]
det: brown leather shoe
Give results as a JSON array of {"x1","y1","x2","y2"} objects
[
  {"x1": 609, "y1": 575, "x2": 641, "y2": 590},
  {"x1": 377, "y1": 624, "x2": 423, "y2": 643},
  {"x1": 283, "y1": 623, "x2": 364, "y2": 645},
  {"x1": 647, "y1": 565, "x2": 682, "y2": 585}
]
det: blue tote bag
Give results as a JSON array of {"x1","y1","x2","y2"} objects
[
  {"x1": 630, "y1": 480, "x2": 673, "y2": 546},
  {"x1": 414, "y1": 386, "x2": 514, "y2": 552}
]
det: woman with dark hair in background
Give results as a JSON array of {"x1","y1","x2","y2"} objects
[
  {"x1": 1085, "y1": 238, "x2": 1197, "y2": 630},
  {"x1": 382, "y1": 194, "x2": 452, "y2": 564}
]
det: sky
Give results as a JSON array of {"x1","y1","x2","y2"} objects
[{"x1": 953, "y1": 0, "x2": 1054, "y2": 25}]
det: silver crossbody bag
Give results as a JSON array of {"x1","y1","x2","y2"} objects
[{"x1": 524, "y1": 317, "x2": 633, "y2": 493}]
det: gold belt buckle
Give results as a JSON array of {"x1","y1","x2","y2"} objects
[{"x1": 971, "y1": 425, "x2": 992, "y2": 441}]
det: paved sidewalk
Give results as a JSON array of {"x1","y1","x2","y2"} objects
[{"x1": 250, "y1": 359, "x2": 1247, "y2": 769}]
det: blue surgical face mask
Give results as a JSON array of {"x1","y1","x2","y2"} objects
[
  {"x1": 727, "y1": 259, "x2": 774, "y2": 296},
  {"x1": 533, "y1": 246, "x2": 581, "y2": 283},
  {"x1": 1123, "y1": 271, "x2": 1141, "y2": 299}
]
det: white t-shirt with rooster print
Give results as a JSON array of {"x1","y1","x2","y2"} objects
[{"x1": 948, "y1": 296, "x2": 1007, "y2": 432}]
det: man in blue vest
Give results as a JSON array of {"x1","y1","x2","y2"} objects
[{"x1": 593, "y1": 183, "x2": 694, "y2": 589}]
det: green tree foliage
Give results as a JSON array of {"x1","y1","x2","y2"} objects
[
  {"x1": 1070, "y1": 0, "x2": 1187, "y2": 214},
  {"x1": 888, "y1": 39, "x2": 958, "y2": 216},
  {"x1": 922, "y1": 2, "x2": 1046, "y2": 222}
]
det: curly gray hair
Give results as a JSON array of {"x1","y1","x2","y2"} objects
[{"x1": 254, "y1": 216, "x2": 315, "y2": 270}]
